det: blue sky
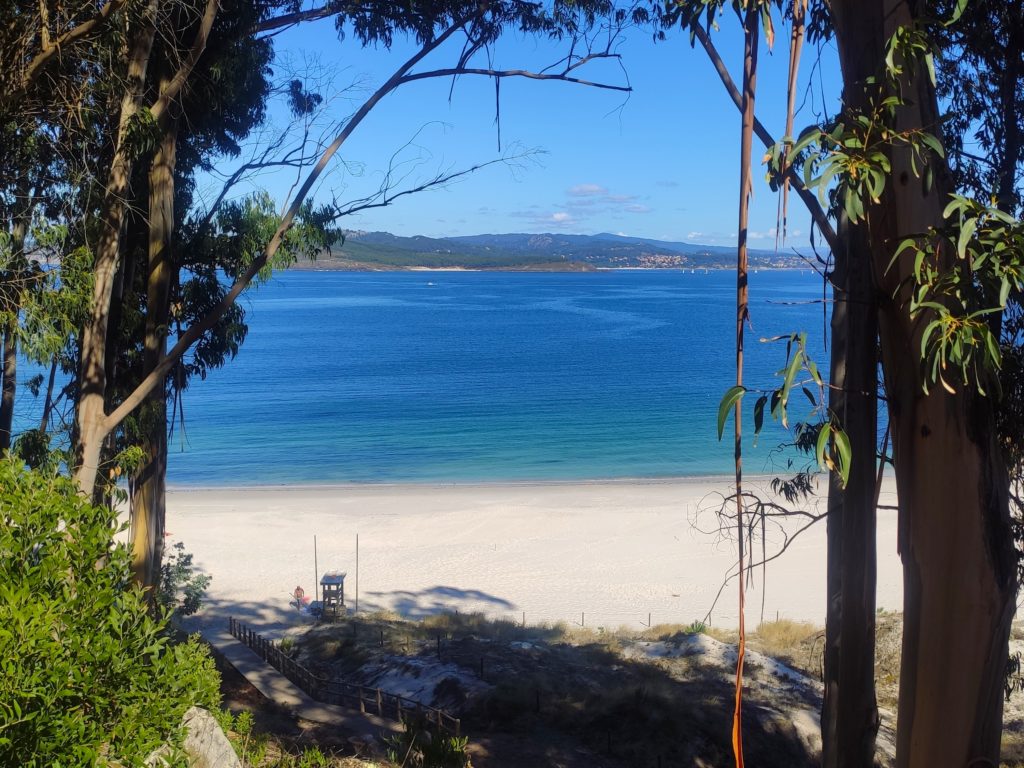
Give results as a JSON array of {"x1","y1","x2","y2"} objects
[{"x1": 213, "y1": 8, "x2": 845, "y2": 248}]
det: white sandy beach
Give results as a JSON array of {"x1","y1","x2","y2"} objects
[{"x1": 172, "y1": 476, "x2": 903, "y2": 640}]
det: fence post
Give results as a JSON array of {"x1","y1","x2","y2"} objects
[
  {"x1": 455, "y1": 718, "x2": 461, "y2": 738},
  {"x1": 396, "y1": 698, "x2": 403, "y2": 722},
  {"x1": 376, "y1": 689, "x2": 383, "y2": 717},
  {"x1": 359, "y1": 687, "x2": 366, "y2": 714}
]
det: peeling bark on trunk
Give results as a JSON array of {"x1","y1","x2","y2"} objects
[
  {"x1": 821, "y1": 218, "x2": 880, "y2": 768},
  {"x1": 74, "y1": 0, "x2": 159, "y2": 495},
  {"x1": 130, "y1": 106, "x2": 176, "y2": 591},
  {"x1": 829, "y1": 2, "x2": 1018, "y2": 764}
]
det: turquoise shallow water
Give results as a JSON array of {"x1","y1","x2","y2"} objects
[{"x1": 164, "y1": 269, "x2": 830, "y2": 486}]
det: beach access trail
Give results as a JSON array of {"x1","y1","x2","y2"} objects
[{"x1": 172, "y1": 477, "x2": 903, "y2": 641}]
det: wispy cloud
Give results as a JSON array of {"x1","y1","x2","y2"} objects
[
  {"x1": 625, "y1": 204, "x2": 651, "y2": 214},
  {"x1": 567, "y1": 183, "x2": 608, "y2": 197}
]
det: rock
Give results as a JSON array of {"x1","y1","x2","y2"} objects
[
  {"x1": 181, "y1": 707, "x2": 241, "y2": 768},
  {"x1": 147, "y1": 707, "x2": 241, "y2": 768}
]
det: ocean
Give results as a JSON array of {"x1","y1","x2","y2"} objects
[{"x1": 165, "y1": 268, "x2": 831, "y2": 486}]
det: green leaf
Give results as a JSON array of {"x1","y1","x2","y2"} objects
[
  {"x1": 833, "y1": 427, "x2": 853, "y2": 487},
  {"x1": 717, "y1": 385, "x2": 746, "y2": 441},
  {"x1": 956, "y1": 216, "x2": 977, "y2": 260},
  {"x1": 802, "y1": 386, "x2": 817, "y2": 407},
  {"x1": 753, "y1": 394, "x2": 768, "y2": 438},
  {"x1": 947, "y1": 0, "x2": 969, "y2": 25},
  {"x1": 920, "y1": 132, "x2": 945, "y2": 159},
  {"x1": 815, "y1": 422, "x2": 830, "y2": 471},
  {"x1": 807, "y1": 358, "x2": 822, "y2": 386}
]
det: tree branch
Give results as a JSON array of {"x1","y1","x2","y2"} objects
[
  {"x1": 399, "y1": 61, "x2": 631, "y2": 93},
  {"x1": 101, "y1": 15, "x2": 473, "y2": 433},
  {"x1": 254, "y1": 5, "x2": 336, "y2": 34},
  {"x1": 150, "y1": 0, "x2": 220, "y2": 125},
  {"x1": 19, "y1": 0, "x2": 128, "y2": 91},
  {"x1": 100, "y1": 13, "x2": 628, "y2": 435},
  {"x1": 691, "y1": 23, "x2": 839, "y2": 255}
]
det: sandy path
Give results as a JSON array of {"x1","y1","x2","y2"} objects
[{"x1": 171, "y1": 476, "x2": 902, "y2": 638}]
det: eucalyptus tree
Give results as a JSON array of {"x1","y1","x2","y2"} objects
[
  {"x1": 666, "y1": 1, "x2": 1022, "y2": 765},
  {"x1": 68, "y1": 0, "x2": 636, "y2": 499},
  {"x1": 1, "y1": 0, "x2": 635, "y2": 596}
]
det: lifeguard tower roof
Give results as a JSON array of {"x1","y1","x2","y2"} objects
[{"x1": 320, "y1": 571, "x2": 346, "y2": 586}]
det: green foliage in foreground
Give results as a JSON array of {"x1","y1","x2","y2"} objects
[
  {"x1": 0, "y1": 460, "x2": 221, "y2": 766},
  {"x1": 385, "y1": 712, "x2": 470, "y2": 768}
]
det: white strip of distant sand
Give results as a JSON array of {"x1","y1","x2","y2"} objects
[{"x1": 171, "y1": 476, "x2": 902, "y2": 639}]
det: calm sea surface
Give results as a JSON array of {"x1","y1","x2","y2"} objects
[{"x1": 165, "y1": 269, "x2": 831, "y2": 486}]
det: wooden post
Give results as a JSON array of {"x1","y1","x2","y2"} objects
[
  {"x1": 396, "y1": 697, "x2": 403, "y2": 722},
  {"x1": 355, "y1": 532, "x2": 359, "y2": 614},
  {"x1": 359, "y1": 687, "x2": 366, "y2": 713},
  {"x1": 376, "y1": 688, "x2": 383, "y2": 716},
  {"x1": 455, "y1": 718, "x2": 461, "y2": 738},
  {"x1": 522, "y1": 611, "x2": 526, "y2": 627},
  {"x1": 314, "y1": 534, "x2": 319, "y2": 607}
]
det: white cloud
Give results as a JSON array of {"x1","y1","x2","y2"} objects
[
  {"x1": 567, "y1": 183, "x2": 608, "y2": 197},
  {"x1": 550, "y1": 212, "x2": 573, "y2": 223},
  {"x1": 687, "y1": 232, "x2": 703, "y2": 240}
]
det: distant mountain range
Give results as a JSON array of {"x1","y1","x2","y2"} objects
[{"x1": 293, "y1": 230, "x2": 808, "y2": 271}]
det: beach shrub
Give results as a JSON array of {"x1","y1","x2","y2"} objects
[
  {"x1": 0, "y1": 460, "x2": 221, "y2": 766},
  {"x1": 157, "y1": 540, "x2": 212, "y2": 619}
]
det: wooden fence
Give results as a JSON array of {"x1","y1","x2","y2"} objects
[{"x1": 228, "y1": 617, "x2": 461, "y2": 737}]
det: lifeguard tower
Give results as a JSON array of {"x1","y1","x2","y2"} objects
[{"x1": 320, "y1": 571, "x2": 346, "y2": 618}]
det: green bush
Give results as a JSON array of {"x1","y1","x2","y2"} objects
[
  {"x1": 0, "y1": 460, "x2": 221, "y2": 766},
  {"x1": 386, "y1": 712, "x2": 470, "y2": 768}
]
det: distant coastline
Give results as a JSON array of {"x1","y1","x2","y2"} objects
[
  {"x1": 290, "y1": 229, "x2": 809, "y2": 272},
  {"x1": 291, "y1": 259, "x2": 811, "y2": 273}
]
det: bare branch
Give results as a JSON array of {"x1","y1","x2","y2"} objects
[
  {"x1": 333, "y1": 154, "x2": 532, "y2": 219},
  {"x1": 401, "y1": 63, "x2": 630, "y2": 92},
  {"x1": 690, "y1": 23, "x2": 839, "y2": 255}
]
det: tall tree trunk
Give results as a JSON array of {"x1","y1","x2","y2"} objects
[
  {"x1": 38, "y1": 357, "x2": 57, "y2": 432},
  {"x1": 821, "y1": 218, "x2": 880, "y2": 767},
  {"x1": 0, "y1": 325, "x2": 15, "y2": 452},
  {"x1": 830, "y1": 2, "x2": 1017, "y2": 764},
  {"x1": 74, "y1": 0, "x2": 159, "y2": 495},
  {"x1": 995, "y1": 7, "x2": 1022, "y2": 217},
  {"x1": 1, "y1": 197, "x2": 30, "y2": 452},
  {"x1": 130, "y1": 102, "x2": 176, "y2": 591}
]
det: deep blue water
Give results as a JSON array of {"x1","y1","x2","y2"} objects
[{"x1": 164, "y1": 269, "x2": 831, "y2": 485}]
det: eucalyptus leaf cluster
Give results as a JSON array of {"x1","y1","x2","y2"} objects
[
  {"x1": 891, "y1": 196, "x2": 1024, "y2": 396},
  {"x1": 717, "y1": 332, "x2": 851, "y2": 487}
]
